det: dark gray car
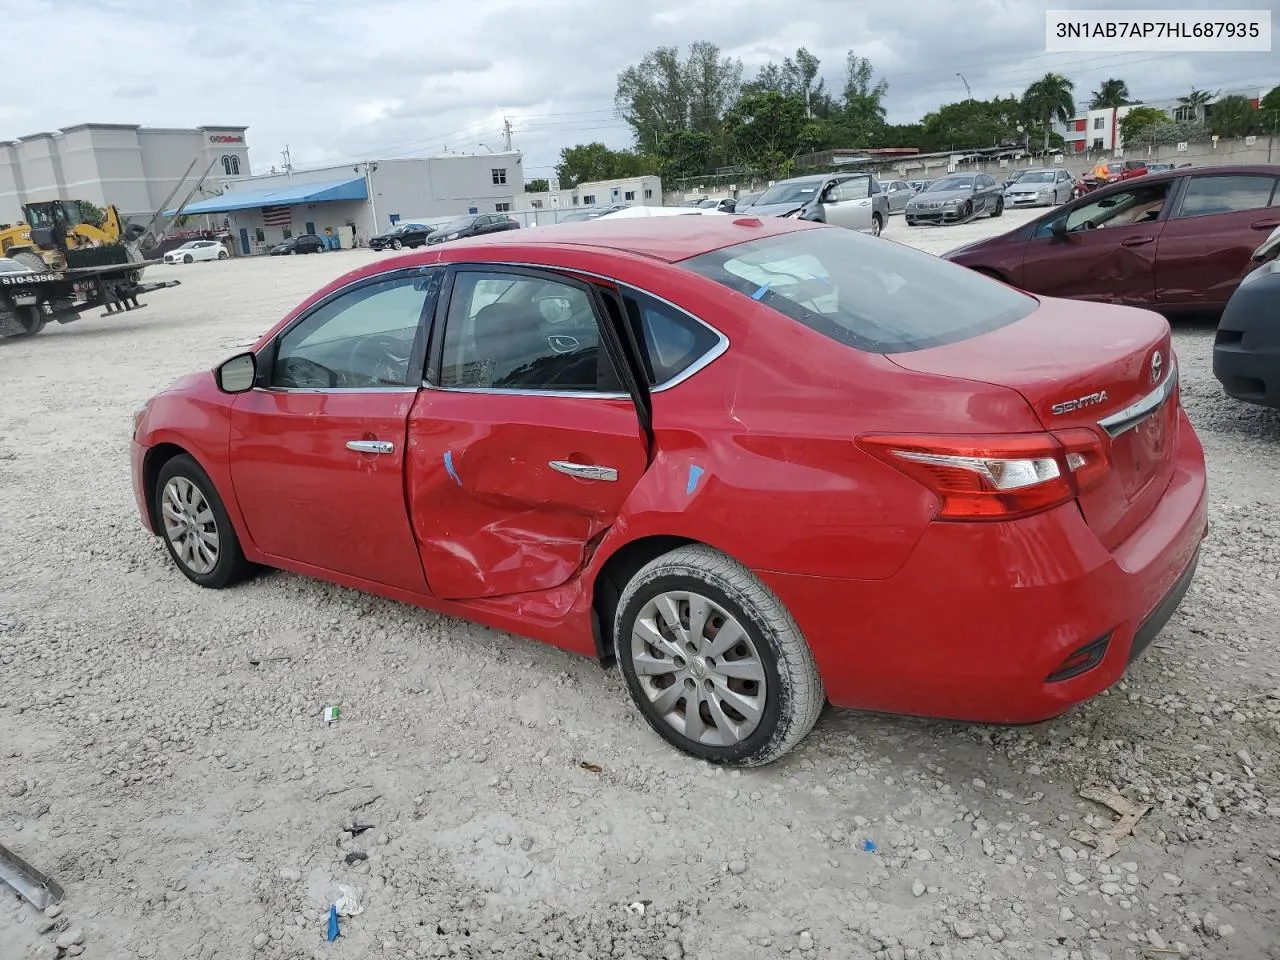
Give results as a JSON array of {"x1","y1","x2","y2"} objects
[
  {"x1": 746, "y1": 173, "x2": 890, "y2": 236},
  {"x1": 904, "y1": 173, "x2": 1004, "y2": 225}
]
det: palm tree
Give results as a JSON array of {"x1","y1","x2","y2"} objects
[
  {"x1": 1022, "y1": 73, "x2": 1076, "y2": 152},
  {"x1": 1175, "y1": 88, "x2": 1217, "y2": 123},
  {"x1": 1089, "y1": 78, "x2": 1131, "y2": 109},
  {"x1": 1207, "y1": 95, "x2": 1261, "y2": 138}
]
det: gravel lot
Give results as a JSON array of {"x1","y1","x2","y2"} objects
[{"x1": 2, "y1": 210, "x2": 1279, "y2": 960}]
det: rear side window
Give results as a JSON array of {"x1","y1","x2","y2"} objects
[
  {"x1": 681, "y1": 227, "x2": 1036, "y2": 354},
  {"x1": 621, "y1": 289, "x2": 721, "y2": 386},
  {"x1": 1176, "y1": 175, "x2": 1278, "y2": 218}
]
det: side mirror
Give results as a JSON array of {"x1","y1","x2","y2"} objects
[
  {"x1": 216, "y1": 352, "x2": 257, "y2": 393},
  {"x1": 1050, "y1": 220, "x2": 1069, "y2": 240}
]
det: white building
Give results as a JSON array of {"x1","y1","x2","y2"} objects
[
  {"x1": 514, "y1": 175, "x2": 662, "y2": 225},
  {"x1": 0, "y1": 123, "x2": 250, "y2": 226},
  {"x1": 1054, "y1": 86, "x2": 1268, "y2": 154},
  {"x1": 177, "y1": 152, "x2": 524, "y2": 254}
]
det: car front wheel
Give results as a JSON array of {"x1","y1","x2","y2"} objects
[
  {"x1": 991, "y1": 197, "x2": 1003, "y2": 217},
  {"x1": 392, "y1": 238, "x2": 402, "y2": 250},
  {"x1": 183, "y1": 254, "x2": 193, "y2": 263},
  {"x1": 155, "y1": 454, "x2": 253, "y2": 589},
  {"x1": 614, "y1": 544, "x2": 825, "y2": 766}
]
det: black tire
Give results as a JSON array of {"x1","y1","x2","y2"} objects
[
  {"x1": 154, "y1": 454, "x2": 253, "y2": 589},
  {"x1": 391, "y1": 238, "x2": 402, "y2": 250},
  {"x1": 870, "y1": 213, "x2": 884, "y2": 237},
  {"x1": 218, "y1": 250, "x2": 228, "y2": 260},
  {"x1": 183, "y1": 254, "x2": 193, "y2": 263},
  {"x1": 6, "y1": 250, "x2": 47, "y2": 272},
  {"x1": 991, "y1": 197, "x2": 1004, "y2": 218},
  {"x1": 0, "y1": 305, "x2": 46, "y2": 342},
  {"x1": 961, "y1": 201, "x2": 973, "y2": 220},
  {"x1": 905, "y1": 217, "x2": 917, "y2": 226},
  {"x1": 614, "y1": 544, "x2": 825, "y2": 767}
]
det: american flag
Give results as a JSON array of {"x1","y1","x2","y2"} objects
[{"x1": 262, "y1": 205, "x2": 292, "y2": 226}]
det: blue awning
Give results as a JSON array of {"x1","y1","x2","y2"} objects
[{"x1": 169, "y1": 176, "x2": 368, "y2": 215}]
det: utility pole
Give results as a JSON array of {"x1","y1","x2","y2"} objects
[
  {"x1": 354, "y1": 161, "x2": 378, "y2": 237},
  {"x1": 502, "y1": 118, "x2": 512, "y2": 152},
  {"x1": 957, "y1": 73, "x2": 972, "y2": 100}
]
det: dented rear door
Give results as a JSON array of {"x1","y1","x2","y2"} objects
[{"x1": 405, "y1": 264, "x2": 648, "y2": 600}]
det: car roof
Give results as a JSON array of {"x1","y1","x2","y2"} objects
[
  {"x1": 432, "y1": 214, "x2": 811, "y2": 262},
  {"x1": 1101, "y1": 162, "x2": 1280, "y2": 187}
]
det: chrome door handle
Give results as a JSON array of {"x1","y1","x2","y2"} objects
[
  {"x1": 346, "y1": 440, "x2": 394, "y2": 455},
  {"x1": 549, "y1": 460, "x2": 617, "y2": 481}
]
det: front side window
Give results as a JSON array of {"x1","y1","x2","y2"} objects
[
  {"x1": 272, "y1": 273, "x2": 438, "y2": 389},
  {"x1": 681, "y1": 228, "x2": 1036, "y2": 354},
  {"x1": 438, "y1": 270, "x2": 616, "y2": 392},
  {"x1": 1035, "y1": 182, "x2": 1172, "y2": 237},
  {"x1": 1176, "y1": 175, "x2": 1278, "y2": 218},
  {"x1": 829, "y1": 178, "x2": 870, "y2": 202}
]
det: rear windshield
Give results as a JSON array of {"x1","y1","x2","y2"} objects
[{"x1": 681, "y1": 226, "x2": 1037, "y2": 353}]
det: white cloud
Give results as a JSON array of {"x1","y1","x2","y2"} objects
[{"x1": 3, "y1": 0, "x2": 1275, "y2": 181}]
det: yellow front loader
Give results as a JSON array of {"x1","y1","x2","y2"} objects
[{"x1": 0, "y1": 200, "x2": 145, "y2": 271}]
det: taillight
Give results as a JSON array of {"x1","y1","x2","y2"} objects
[{"x1": 857, "y1": 430, "x2": 1111, "y2": 520}]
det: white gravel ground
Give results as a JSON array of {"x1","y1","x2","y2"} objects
[{"x1": 2, "y1": 210, "x2": 1279, "y2": 960}]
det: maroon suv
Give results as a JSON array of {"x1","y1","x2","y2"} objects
[{"x1": 945, "y1": 163, "x2": 1280, "y2": 314}]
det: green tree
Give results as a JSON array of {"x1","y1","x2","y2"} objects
[
  {"x1": 742, "y1": 47, "x2": 832, "y2": 117},
  {"x1": 77, "y1": 200, "x2": 106, "y2": 227},
  {"x1": 918, "y1": 96, "x2": 1023, "y2": 152},
  {"x1": 1260, "y1": 84, "x2": 1280, "y2": 132},
  {"x1": 1118, "y1": 106, "x2": 1171, "y2": 145},
  {"x1": 1021, "y1": 73, "x2": 1076, "y2": 151},
  {"x1": 837, "y1": 52, "x2": 889, "y2": 145},
  {"x1": 553, "y1": 143, "x2": 654, "y2": 188},
  {"x1": 655, "y1": 131, "x2": 715, "y2": 181},
  {"x1": 615, "y1": 42, "x2": 742, "y2": 155},
  {"x1": 524, "y1": 178, "x2": 550, "y2": 193},
  {"x1": 1207, "y1": 95, "x2": 1262, "y2": 138},
  {"x1": 1089, "y1": 78, "x2": 1131, "y2": 109},
  {"x1": 723, "y1": 91, "x2": 822, "y2": 177}
]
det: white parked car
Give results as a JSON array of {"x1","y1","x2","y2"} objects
[
  {"x1": 164, "y1": 240, "x2": 228, "y2": 264},
  {"x1": 595, "y1": 206, "x2": 729, "y2": 219}
]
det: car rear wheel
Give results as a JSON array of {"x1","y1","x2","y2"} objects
[
  {"x1": 155, "y1": 454, "x2": 253, "y2": 589},
  {"x1": 614, "y1": 544, "x2": 824, "y2": 766}
]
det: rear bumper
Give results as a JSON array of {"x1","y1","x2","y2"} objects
[{"x1": 758, "y1": 406, "x2": 1208, "y2": 723}]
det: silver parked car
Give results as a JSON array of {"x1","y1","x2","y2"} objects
[
  {"x1": 1002, "y1": 168, "x2": 1074, "y2": 208},
  {"x1": 904, "y1": 173, "x2": 1004, "y2": 225},
  {"x1": 746, "y1": 173, "x2": 890, "y2": 236},
  {"x1": 882, "y1": 179, "x2": 915, "y2": 214}
]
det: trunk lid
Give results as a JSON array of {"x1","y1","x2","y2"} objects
[{"x1": 887, "y1": 297, "x2": 1178, "y2": 550}]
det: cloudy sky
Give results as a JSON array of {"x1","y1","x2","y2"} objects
[{"x1": 5, "y1": 0, "x2": 1277, "y2": 181}]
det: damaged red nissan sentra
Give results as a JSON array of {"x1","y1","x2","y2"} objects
[{"x1": 131, "y1": 216, "x2": 1208, "y2": 766}]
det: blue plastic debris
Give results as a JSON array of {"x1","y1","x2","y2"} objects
[
  {"x1": 443, "y1": 450, "x2": 462, "y2": 486},
  {"x1": 686, "y1": 464, "x2": 704, "y2": 496},
  {"x1": 326, "y1": 904, "x2": 339, "y2": 942},
  {"x1": 751, "y1": 283, "x2": 770, "y2": 300},
  {"x1": 862, "y1": 838, "x2": 877, "y2": 853}
]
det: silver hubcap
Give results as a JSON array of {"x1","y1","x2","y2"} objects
[
  {"x1": 630, "y1": 591, "x2": 767, "y2": 747},
  {"x1": 161, "y1": 477, "x2": 220, "y2": 575}
]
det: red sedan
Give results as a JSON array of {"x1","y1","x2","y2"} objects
[
  {"x1": 131, "y1": 216, "x2": 1208, "y2": 766},
  {"x1": 946, "y1": 163, "x2": 1280, "y2": 314}
]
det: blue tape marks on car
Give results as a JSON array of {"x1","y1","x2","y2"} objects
[
  {"x1": 687, "y1": 464, "x2": 704, "y2": 496},
  {"x1": 443, "y1": 451, "x2": 462, "y2": 486}
]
